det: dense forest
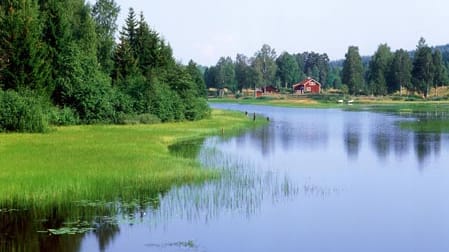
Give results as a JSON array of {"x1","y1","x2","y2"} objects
[
  {"x1": 0, "y1": 0, "x2": 209, "y2": 132},
  {"x1": 205, "y1": 40, "x2": 449, "y2": 97}
]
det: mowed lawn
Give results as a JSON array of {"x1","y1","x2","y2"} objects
[{"x1": 0, "y1": 110, "x2": 260, "y2": 208}]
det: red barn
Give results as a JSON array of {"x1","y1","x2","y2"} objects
[
  {"x1": 262, "y1": 85, "x2": 280, "y2": 94},
  {"x1": 292, "y1": 77, "x2": 321, "y2": 94}
]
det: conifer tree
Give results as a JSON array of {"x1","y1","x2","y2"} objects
[
  {"x1": 342, "y1": 46, "x2": 364, "y2": 95},
  {"x1": 0, "y1": 0, "x2": 49, "y2": 91},
  {"x1": 412, "y1": 38, "x2": 434, "y2": 97}
]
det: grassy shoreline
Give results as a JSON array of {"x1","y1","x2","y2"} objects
[
  {"x1": 0, "y1": 109, "x2": 266, "y2": 209},
  {"x1": 210, "y1": 96, "x2": 449, "y2": 133}
]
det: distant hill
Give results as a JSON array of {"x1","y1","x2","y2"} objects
[{"x1": 330, "y1": 44, "x2": 449, "y2": 68}]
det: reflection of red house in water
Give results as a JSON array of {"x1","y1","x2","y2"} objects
[{"x1": 292, "y1": 77, "x2": 321, "y2": 94}]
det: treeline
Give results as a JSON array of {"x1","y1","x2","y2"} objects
[
  {"x1": 0, "y1": 0, "x2": 208, "y2": 132},
  {"x1": 342, "y1": 38, "x2": 448, "y2": 96},
  {"x1": 206, "y1": 39, "x2": 449, "y2": 97},
  {"x1": 204, "y1": 44, "x2": 337, "y2": 92}
]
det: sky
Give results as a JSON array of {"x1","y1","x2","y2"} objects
[{"x1": 113, "y1": 0, "x2": 449, "y2": 66}]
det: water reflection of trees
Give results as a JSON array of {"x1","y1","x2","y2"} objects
[
  {"x1": 367, "y1": 119, "x2": 443, "y2": 165},
  {"x1": 244, "y1": 121, "x2": 329, "y2": 157},
  {"x1": 0, "y1": 194, "x2": 163, "y2": 252},
  {"x1": 414, "y1": 133, "x2": 441, "y2": 165},
  {"x1": 344, "y1": 123, "x2": 361, "y2": 160}
]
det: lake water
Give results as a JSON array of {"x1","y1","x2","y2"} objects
[{"x1": 3, "y1": 104, "x2": 449, "y2": 251}]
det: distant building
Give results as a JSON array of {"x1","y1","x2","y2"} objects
[
  {"x1": 292, "y1": 77, "x2": 321, "y2": 94},
  {"x1": 262, "y1": 85, "x2": 280, "y2": 94}
]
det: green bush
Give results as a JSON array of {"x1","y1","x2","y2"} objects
[
  {"x1": 115, "y1": 113, "x2": 161, "y2": 125},
  {"x1": 0, "y1": 90, "x2": 48, "y2": 133},
  {"x1": 138, "y1": 113, "x2": 161, "y2": 124},
  {"x1": 48, "y1": 107, "x2": 80, "y2": 126}
]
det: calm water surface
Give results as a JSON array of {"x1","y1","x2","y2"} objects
[{"x1": 5, "y1": 104, "x2": 449, "y2": 252}]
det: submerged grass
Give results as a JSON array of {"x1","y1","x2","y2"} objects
[
  {"x1": 0, "y1": 110, "x2": 265, "y2": 210},
  {"x1": 399, "y1": 119, "x2": 449, "y2": 133}
]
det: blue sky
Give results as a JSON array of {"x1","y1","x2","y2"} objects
[{"x1": 113, "y1": 0, "x2": 449, "y2": 66}]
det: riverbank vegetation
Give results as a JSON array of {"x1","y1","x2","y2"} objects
[
  {"x1": 204, "y1": 40, "x2": 449, "y2": 99},
  {"x1": 0, "y1": 0, "x2": 208, "y2": 133},
  {"x1": 0, "y1": 110, "x2": 265, "y2": 210}
]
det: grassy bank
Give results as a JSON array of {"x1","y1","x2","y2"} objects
[{"x1": 0, "y1": 110, "x2": 265, "y2": 209}]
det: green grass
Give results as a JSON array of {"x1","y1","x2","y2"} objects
[
  {"x1": 0, "y1": 109, "x2": 265, "y2": 209},
  {"x1": 209, "y1": 95, "x2": 449, "y2": 109},
  {"x1": 399, "y1": 119, "x2": 449, "y2": 133}
]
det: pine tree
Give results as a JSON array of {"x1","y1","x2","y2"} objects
[
  {"x1": 135, "y1": 12, "x2": 159, "y2": 76},
  {"x1": 121, "y1": 8, "x2": 138, "y2": 57},
  {"x1": 38, "y1": 0, "x2": 71, "y2": 94},
  {"x1": 412, "y1": 38, "x2": 434, "y2": 98},
  {"x1": 0, "y1": 0, "x2": 50, "y2": 92},
  {"x1": 342, "y1": 46, "x2": 364, "y2": 95},
  {"x1": 112, "y1": 37, "x2": 139, "y2": 84}
]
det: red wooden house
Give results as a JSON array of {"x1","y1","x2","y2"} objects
[
  {"x1": 262, "y1": 85, "x2": 280, "y2": 94},
  {"x1": 292, "y1": 77, "x2": 321, "y2": 94}
]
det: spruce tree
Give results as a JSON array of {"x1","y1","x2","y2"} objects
[
  {"x1": 342, "y1": 46, "x2": 364, "y2": 95},
  {"x1": 135, "y1": 12, "x2": 159, "y2": 76},
  {"x1": 412, "y1": 38, "x2": 434, "y2": 98},
  {"x1": 0, "y1": 0, "x2": 49, "y2": 92}
]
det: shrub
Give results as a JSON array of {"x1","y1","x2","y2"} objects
[
  {"x1": 138, "y1": 113, "x2": 161, "y2": 124},
  {"x1": 115, "y1": 113, "x2": 161, "y2": 125},
  {"x1": 0, "y1": 90, "x2": 48, "y2": 133},
  {"x1": 48, "y1": 107, "x2": 80, "y2": 126}
]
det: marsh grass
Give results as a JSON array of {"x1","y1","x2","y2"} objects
[
  {"x1": 399, "y1": 119, "x2": 449, "y2": 133},
  {"x1": 0, "y1": 110, "x2": 265, "y2": 210}
]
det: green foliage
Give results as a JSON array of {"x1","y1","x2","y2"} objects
[
  {"x1": 412, "y1": 38, "x2": 434, "y2": 97},
  {"x1": 215, "y1": 57, "x2": 236, "y2": 90},
  {"x1": 0, "y1": 0, "x2": 50, "y2": 92},
  {"x1": 235, "y1": 54, "x2": 252, "y2": 90},
  {"x1": 186, "y1": 60, "x2": 207, "y2": 97},
  {"x1": 117, "y1": 113, "x2": 161, "y2": 125},
  {"x1": 253, "y1": 44, "x2": 277, "y2": 88},
  {"x1": 0, "y1": 90, "x2": 48, "y2": 132},
  {"x1": 147, "y1": 79, "x2": 184, "y2": 122},
  {"x1": 432, "y1": 50, "x2": 449, "y2": 88},
  {"x1": 52, "y1": 44, "x2": 116, "y2": 123},
  {"x1": 342, "y1": 46, "x2": 364, "y2": 95},
  {"x1": 92, "y1": 0, "x2": 120, "y2": 75},
  {"x1": 276, "y1": 52, "x2": 300, "y2": 88},
  {"x1": 48, "y1": 106, "x2": 80, "y2": 126},
  {"x1": 389, "y1": 49, "x2": 412, "y2": 94},
  {"x1": 302, "y1": 52, "x2": 330, "y2": 87},
  {"x1": 367, "y1": 44, "x2": 393, "y2": 95}
]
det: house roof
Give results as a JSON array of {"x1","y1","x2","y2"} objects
[{"x1": 292, "y1": 77, "x2": 321, "y2": 88}]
